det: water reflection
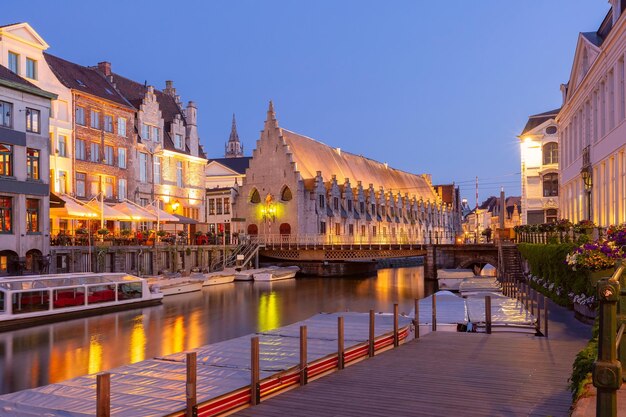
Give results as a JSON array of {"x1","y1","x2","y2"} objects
[{"x1": 0, "y1": 266, "x2": 431, "y2": 394}]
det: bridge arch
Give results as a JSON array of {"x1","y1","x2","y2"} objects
[{"x1": 457, "y1": 256, "x2": 498, "y2": 275}]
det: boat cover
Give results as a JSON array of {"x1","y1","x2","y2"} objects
[
  {"x1": 0, "y1": 313, "x2": 409, "y2": 417},
  {"x1": 436, "y1": 269, "x2": 475, "y2": 279},
  {"x1": 413, "y1": 291, "x2": 468, "y2": 325},
  {"x1": 465, "y1": 292, "x2": 536, "y2": 326},
  {"x1": 458, "y1": 278, "x2": 502, "y2": 295}
]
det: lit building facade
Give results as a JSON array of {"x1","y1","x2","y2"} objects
[
  {"x1": 519, "y1": 109, "x2": 560, "y2": 224},
  {"x1": 558, "y1": 1, "x2": 626, "y2": 226},
  {"x1": 0, "y1": 24, "x2": 73, "y2": 204},
  {"x1": 107, "y1": 71, "x2": 208, "y2": 227},
  {"x1": 0, "y1": 64, "x2": 56, "y2": 273},
  {"x1": 235, "y1": 103, "x2": 459, "y2": 243}
]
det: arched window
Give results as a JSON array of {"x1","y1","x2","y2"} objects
[
  {"x1": 247, "y1": 224, "x2": 258, "y2": 235},
  {"x1": 250, "y1": 188, "x2": 260, "y2": 204},
  {"x1": 543, "y1": 173, "x2": 559, "y2": 197},
  {"x1": 279, "y1": 223, "x2": 291, "y2": 235},
  {"x1": 546, "y1": 209, "x2": 558, "y2": 223},
  {"x1": 280, "y1": 186, "x2": 292, "y2": 202},
  {"x1": 543, "y1": 142, "x2": 558, "y2": 165}
]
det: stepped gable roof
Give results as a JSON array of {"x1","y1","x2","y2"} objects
[
  {"x1": 279, "y1": 128, "x2": 438, "y2": 202},
  {"x1": 44, "y1": 53, "x2": 132, "y2": 107},
  {"x1": 520, "y1": 108, "x2": 560, "y2": 136},
  {"x1": 111, "y1": 73, "x2": 207, "y2": 157},
  {"x1": 208, "y1": 157, "x2": 251, "y2": 174}
]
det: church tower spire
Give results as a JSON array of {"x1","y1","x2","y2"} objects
[{"x1": 225, "y1": 113, "x2": 243, "y2": 158}]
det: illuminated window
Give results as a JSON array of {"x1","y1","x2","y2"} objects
[
  {"x1": 0, "y1": 144, "x2": 12, "y2": 176},
  {"x1": 27, "y1": 148, "x2": 39, "y2": 180},
  {"x1": 0, "y1": 197, "x2": 12, "y2": 233},
  {"x1": 26, "y1": 199, "x2": 39, "y2": 233}
]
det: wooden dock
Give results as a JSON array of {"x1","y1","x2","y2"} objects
[{"x1": 236, "y1": 300, "x2": 591, "y2": 417}]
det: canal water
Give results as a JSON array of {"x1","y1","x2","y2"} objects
[{"x1": 0, "y1": 266, "x2": 432, "y2": 395}]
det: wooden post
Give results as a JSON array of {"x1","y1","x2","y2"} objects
[
  {"x1": 96, "y1": 373, "x2": 110, "y2": 417},
  {"x1": 432, "y1": 293, "x2": 437, "y2": 332},
  {"x1": 393, "y1": 303, "x2": 399, "y2": 347},
  {"x1": 543, "y1": 295, "x2": 548, "y2": 337},
  {"x1": 251, "y1": 336, "x2": 260, "y2": 405},
  {"x1": 414, "y1": 298, "x2": 420, "y2": 339},
  {"x1": 529, "y1": 288, "x2": 534, "y2": 316},
  {"x1": 186, "y1": 352, "x2": 197, "y2": 417},
  {"x1": 536, "y1": 291, "x2": 541, "y2": 334},
  {"x1": 485, "y1": 295, "x2": 492, "y2": 334},
  {"x1": 338, "y1": 316, "x2": 344, "y2": 370},
  {"x1": 369, "y1": 309, "x2": 375, "y2": 357},
  {"x1": 300, "y1": 326, "x2": 308, "y2": 385}
]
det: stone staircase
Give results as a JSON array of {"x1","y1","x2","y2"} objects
[{"x1": 498, "y1": 243, "x2": 524, "y2": 281}]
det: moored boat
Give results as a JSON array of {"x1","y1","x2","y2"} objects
[
  {"x1": 0, "y1": 273, "x2": 163, "y2": 331},
  {"x1": 194, "y1": 269, "x2": 236, "y2": 286},
  {"x1": 147, "y1": 277, "x2": 203, "y2": 296},
  {"x1": 254, "y1": 266, "x2": 300, "y2": 282},
  {"x1": 436, "y1": 269, "x2": 476, "y2": 291},
  {"x1": 234, "y1": 266, "x2": 278, "y2": 281}
]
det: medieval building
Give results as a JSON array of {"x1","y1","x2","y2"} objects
[{"x1": 234, "y1": 103, "x2": 460, "y2": 244}]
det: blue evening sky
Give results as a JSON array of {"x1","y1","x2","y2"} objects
[{"x1": 3, "y1": 1, "x2": 609, "y2": 202}]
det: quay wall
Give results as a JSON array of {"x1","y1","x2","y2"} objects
[{"x1": 48, "y1": 245, "x2": 238, "y2": 276}]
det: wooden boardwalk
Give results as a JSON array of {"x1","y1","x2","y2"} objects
[{"x1": 236, "y1": 301, "x2": 591, "y2": 417}]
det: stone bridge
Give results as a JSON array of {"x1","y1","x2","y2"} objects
[{"x1": 423, "y1": 243, "x2": 498, "y2": 279}]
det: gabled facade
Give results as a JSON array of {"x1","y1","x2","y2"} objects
[
  {"x1": 0, "y1": 23, "x2": 73, "y2": 198},
  {"x1": 519, "y1": 109, "x2": 560, "y2": 224},
  {"x1": 109, "y1": 70, "x2": 207, "y2": 225},
  {"x1": 0, "y1": 64, "x2": 56, "y2": 273},
  {"x1": 558, "y1": 1, "x2": 626, "y2": 226},
  {"x1": 235, "y1": 103, "x2": 459, "y2": 243}
]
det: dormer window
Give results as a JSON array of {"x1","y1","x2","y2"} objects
[
  {"x1": 175, "y1": 134, "x2": 183, "y2": 150},
  {"x1": 76, "y1": 79, "x2": 86, "y2": 87}
]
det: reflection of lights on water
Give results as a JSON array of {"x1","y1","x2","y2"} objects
[
  {"x1": 130, "y1": 316, "x2": 146, "y2": 363},
  {"x1": 173, "y1": 316, "x2": 184, "y2": 353},
  {"x1": 187, "y1": 310, "x2": 202, "y2": 349},
  {"x1": 88, "y1": 335, "x2": 102, "y2": 374},
  {"x1": 258, "y1": 292, "x2": 279, "y2": 332}
]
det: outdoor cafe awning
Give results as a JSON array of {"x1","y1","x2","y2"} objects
[
  {"x1": 112, "y1": 201, "x2": 156, "y2": 221},
  {"x1": 84, "y1": 200, "x2": 131, "y2": 221},
  {"x1": 169, "y1": 213, "x2": 198, "y2": 224},
  {"x1": 49, "y1": 194, "x2": 99, "y2": 219},
  {"x1": 144, "y1": 205, "x2": 179, "y2": 222}
]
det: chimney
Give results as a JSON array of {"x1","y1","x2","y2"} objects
[
  {"x1": 97, "y1": 61, "x2": 111, "y2": 76},
  {"x1": 164, "y1": 80, "x2": 176, "y2": 97}
]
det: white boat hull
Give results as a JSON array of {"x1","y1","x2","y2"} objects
[
  {"x1": 204, "y1": 275, "x2": 236, "y2": 286},
  {"x1": 150, "y1": 279, "x2": 203, "y2": 296},
  {"x1": 254, "y1": 267, "x2": 299, "y2": 282}
]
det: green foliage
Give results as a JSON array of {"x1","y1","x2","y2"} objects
[
  {"x1": 518, "y1": 243, "x2": 592, "y2": 299},
  {"x1": 569, "y1": 320, "x2": 598, "y2": 401}
]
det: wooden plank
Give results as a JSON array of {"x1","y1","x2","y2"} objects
[{"x1": 235, "y1": 301, "x2": 590, "y2": 417}]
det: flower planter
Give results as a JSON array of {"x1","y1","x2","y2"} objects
[
  {"x1": 588, "y1": 268, "x2": 615, "y2": 287},
  {"x1": 573, "y1": 301, "x2": 597, "y2": 324}
]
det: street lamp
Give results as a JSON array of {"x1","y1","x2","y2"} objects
[{"x1": 581, "y1": 168, "x2": 592, "y2": 221}]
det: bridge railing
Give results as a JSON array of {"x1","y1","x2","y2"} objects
[{"x1": 248, "y1": 233, "x2": 455, "y2": 250}]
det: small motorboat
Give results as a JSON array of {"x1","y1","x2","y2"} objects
[
  {"x1": 194, "y1": 269, "x2": 237, "y2": 286},
  {"x1": 254, "y1": 266, "x2": 300, "y2": 282},
  {"x1": 234, "y1": 266, "x2": 278, "y2": 281},
  {"x1": 148, "y1": 277, "x2": 203, "y2": 296}
]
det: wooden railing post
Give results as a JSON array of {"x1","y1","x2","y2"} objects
[
  {"x1": 338, "y1": 316, "x2": 344, "y2": 370},
  {"x1": 485, "y1": 295, "x2": 492, "y2": 334},
  {"x1": 186, "y1": 352, "x2": 197, "y2": 417},
  {"x1": 593, "y1": 278, "x2": 622, "y2": 416},
  {"x1": 96, "y1": 372, "x2": 110, "y2": 417},
  {"x1": 414, "y1": 298, "x2": 420, "y2": 339},
  {"x1": 393, "y1": 303, "x2": 399, "y2": 347},
  {"x1": 300, "y1": 326, "x2": 308, "y2": 385},
  {"x1": 543, "y1": 295, "x2": 549, "y2": 337},
  {"x1": 536, "y1": 290, "x2": 541, "y2": 334},
  {"x1": 432, "y1": 293, "x2": 437, "y2": 332},
  {"x1": 369, "y1": 310, "x2": 375, "y2": 357},
  {"x1": 251, "y1": 336, "x2": 260, "y2": 405}
]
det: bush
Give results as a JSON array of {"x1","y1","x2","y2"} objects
[
  {"x1": 569, "y1": 320, "x2": 598, "y2": 401},
  {"x1": 518, "y1": 243, "x2": 591, "y2": 302}
]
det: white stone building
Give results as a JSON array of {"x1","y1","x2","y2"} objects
[
  {"x1": 519, "y1": 109, "x2": 560, "y2": 224},
  {"x1": 0, "y1": 64, "x2": 56, "y2": 274},
  {"x1": 558, "y1": 1, "x2": 626, "y2": 226},
  {"x1": 235, "y1": 103, "x2": 459, "y2": 244}
]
